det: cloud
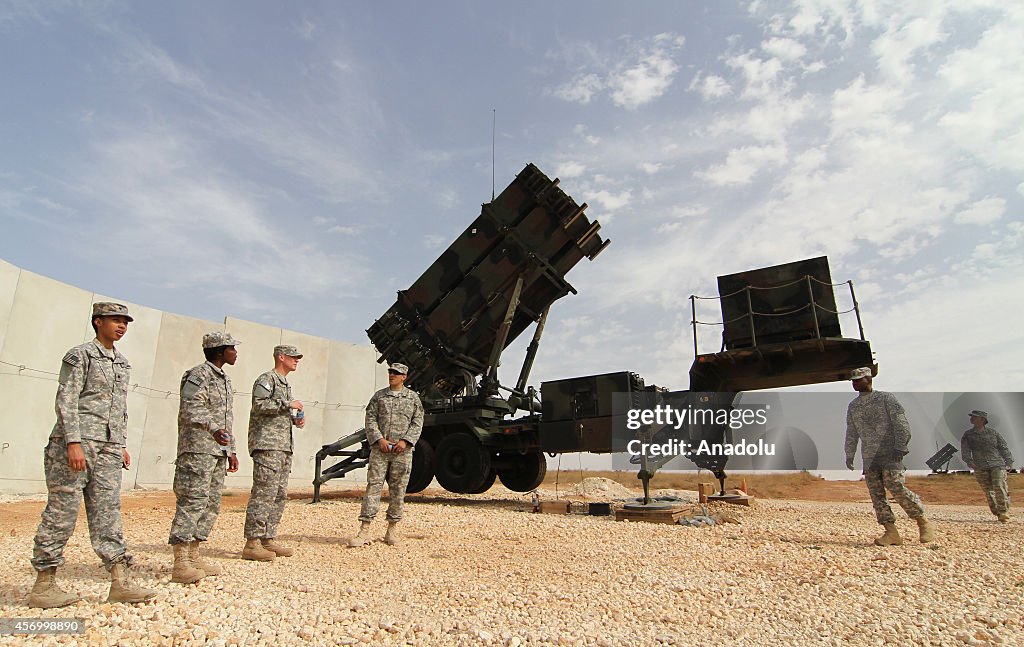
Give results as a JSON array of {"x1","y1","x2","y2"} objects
[
  {"x1": 554, "y1": 74, "x2": 603, "y2": 104},
  {"x1": 556, "y1": 161, "x2": 586, "y2": 178},
  {"x1": 954, "y1": 197, "x2": 1006, "y2": 225},
  {"x1": 609, "y1": 51, "x2": 679, "y2": 109},
  {"x1": 689, "y1": 73, "x2": 732, "y2": 101},
  {"x1": 296, "y1": 19, "x2": 316, "y2": 40},
  {"x1": 423, "y1": 234, "x2": 448, "y2": 249},
  {"x1": 829, "y1": 75, "x2": 906, "y2": 139},
  {"x1": 937, "y1": 5, "x2": 1024, "y2": 172},
  {"x1": 694, "y1": 144, "x2": 787, "y2": 186},
  {"x1": 725, "y1": 51, "x2": 785, "y2": 99},
  {"x1": 870, "y1": 11, "x2": 948, "y2": 83},
  {"x1": 70, "y1": 127, "x2": 368, "y2": 302},
  {"x1": 106, "y1": 27, "x2": 387, "y2": 204},
  {"x1": 762, "y1": 37, "x2": 807, "y2": 61},
  {"x1": 546, "y1": 33, "x2": 685, "y2": 110},
  {"x1": 591, "y1": 189, "x2": 631, "y2": 213}
]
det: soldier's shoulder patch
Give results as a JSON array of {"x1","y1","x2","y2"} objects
[
  {"x1": 62, "y1": 351, "x2": 81, "y2": 367},
  {"x1": 186, "y1": 371, "x2": 205, "y2": 387},
  {"x1": 253, "y1": 379, "x2": 273, "y2": 397}
]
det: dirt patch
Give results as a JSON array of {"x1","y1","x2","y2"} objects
[{"x1": 541, "y1": 469, "x2": 1024, "y2": 505}]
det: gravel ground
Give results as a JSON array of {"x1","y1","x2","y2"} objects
[{"x1": 1, "y1": 484, "x2": 1022, "y2": 646}]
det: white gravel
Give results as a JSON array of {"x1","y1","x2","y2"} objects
[{"x1": 1, "y1": 486, "x2": 1022, "y2": 646}]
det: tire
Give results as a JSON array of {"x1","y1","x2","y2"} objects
[
  {"x1": 435, "y1": 433, "x2": 492, "y2": 493},
  {"x1": 405, "y1": 440, "x2": 435, "y2": 494},
  {"x1": 467, "y1": 467, "x2": 497, "y2": 494},
  {"x1": 497, "y1": 451, "x2": 547, "y2": 492}
]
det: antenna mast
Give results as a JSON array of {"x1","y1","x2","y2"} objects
[{"x1": 491, "y1": 109, "x2": 496, "y2": 201}]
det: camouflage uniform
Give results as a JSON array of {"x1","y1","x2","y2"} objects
[
  {"x1": 244, "y1": 369, "x2": 294, "y2": 539},
  {"x1": 845, "y1": 390, "x2": 925, "y2": 524},
  {"x1": 358, "y1": 386, "x2": 424, "y2": 522},
  {"x1": 32, "y1": 339, "x2": 134, "y2": 571},
  {"x1": 168, "y1": 361, "x2": 235, "y2": 545},
  {"x1": 961, "y1": 426, "x2": 1013, "y2": 516}
]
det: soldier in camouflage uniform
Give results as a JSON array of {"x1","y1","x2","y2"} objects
[
  {"x1": 168, "y1": 331, "x2": 241, "y2": 584},
  {"x1": 961, "y1": 409, "x2": 1013, "y2": 522},
  {"x1": 242, "y1": 345, "x2": 305, "y2": 561},
  {"x1": 845, "y1": 367, "x2": 935, "y2": 546},
  {"x1": 350, "y1": 362, "x2": 424, "y2": 547},
  {"x1": 27, "y1": 302, "x2": 157, "y2": 608}
]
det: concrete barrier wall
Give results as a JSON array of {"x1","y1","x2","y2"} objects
[{"x1": 0, "y1": 258, "x2": 386, "y2": 494}]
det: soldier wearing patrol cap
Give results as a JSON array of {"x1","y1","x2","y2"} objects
[
  {"x1": 961, "y1": 409, "x2": 1014, "y2": 522},
  {"x1": 242, "y1": 344, "x2": 305, "y2": 561},
  {"x1": 349, "y1": 362, "x2": 424, "y2": 548},
  {"x1": 167, "y1": 331, "x2": 241, "y2": 584},
  {"x1": 844, "y1": 366, "x2": 936, "y2": 546},
  {"x1": 27, "y1": 302, "x2": 156, "y2": 608}
]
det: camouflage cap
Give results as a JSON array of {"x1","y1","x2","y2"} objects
[
  {"x1": 92, "y1": 302, "x2": 134, "y2": 322},
  {"x1": 849, "y1": 367, "x2": 874, "y2": 380},
  {"x1": 274, "y1": 344, "x2": 303, "y2": 358},
  {"x1": 969, "y1": 409, "x2": 989, "y2": 419},
  {"x1": 202, "y1": 331, "x2": 241, "y2": 349},
  {"x1": 388, "y1": 362, "x2": 409, "y2": 375}
]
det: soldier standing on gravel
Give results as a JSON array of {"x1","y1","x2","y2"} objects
[
  {"x1": 27, "y1": 302, "x2": 157, "y2": 608},
  {"x1": 242, "y1": 345, "x2": 305, "y2": 561},
  {"x1": 168, "y1": 332, "x2": 241, "y2": 584},
  {"x1": 961, "y1": 409, "x2": 1013, "y2": 522},
  {"x1": 844, "y1": 367, "x2": 936, "y2": 546},
  {"x1": 349, "y1": 362, "x2": 424, "y2": 548}
]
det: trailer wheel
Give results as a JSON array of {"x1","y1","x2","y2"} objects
[
  {"x1": 497, "y1": 451, "x2": 547, "y2": 492},
  {"x1": 468, "y1": 467, "x2": 497, "y2": 494},
  {"x1": 405, "y1": 440, "x2": 435, "y2": 494},
  {"x1": 435, "y1": 433, "x2": 492, "y2": 493}
]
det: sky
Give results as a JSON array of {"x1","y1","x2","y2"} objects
[{"x1": 2, "y1": 0, "x2": 1022, "y2": 395}]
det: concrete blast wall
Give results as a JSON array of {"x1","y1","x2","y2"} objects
[{"x1": 0, "y1": 258, "x2": 387, "y2": 495}]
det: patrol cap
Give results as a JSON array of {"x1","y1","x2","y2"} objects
[
  {"x1": 92, "y1": 302, "x2": 134, "y2": 322},
  {"x1": 274, "y1": 344, "x2": 303, "y2": 358},
  {"x1": 388, "y1": 362, "x2": 409, "y2": 375},
  {"x1": 969, "y1": 409, "x2": 989, "y2": 420},
  {"x1": 202, "y1": 331, "x2": 241, "y2": 349},
  {"x1": 849, "y1": 367, "x2": 873, "y2": 380}
]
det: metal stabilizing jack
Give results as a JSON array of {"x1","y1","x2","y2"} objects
[{"x1": 312, "y1": 430, "x2": 370, "y2": 503}]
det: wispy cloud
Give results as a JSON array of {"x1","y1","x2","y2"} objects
[
  {"x1": 689, "y1": 73, "x2": 732, "y2": 101},
  {"x1": 954, "y1": 197, "x2": 1006, "y2": 225},
  {"x1": 694, "y1": 144, "x2": 787, "y2": 186},
  {"x1": 546, "y1": 33, "x2": 685, "y2": 110}
]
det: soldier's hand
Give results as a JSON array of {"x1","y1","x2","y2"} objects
[
  {"x1": 393, "y1": 440, "x2": 409, "y2": 454},
  {"x1": 376, "y1": 438, "x2": 391, "y2": 453},
  {"x1": 122, "y1": 448, "x2": 131, "y2": 469},
  {"x1": 846, "y1": 458, "x2": 855, "y2": 470},
  {"x1": 228, "y1": 453, "x2": 239, "y2": 473},
  {"x1": 290, "y1": 400, "x2": 304, "y2": 411},
  {"x1": 213, "y1": 429, "x2": 231, "y2": 446},
  {"x1": 67, "y1": 443, "x2": 86, "y2": 472}
]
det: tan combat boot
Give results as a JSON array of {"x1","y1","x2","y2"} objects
[
  {"x1": 107, "y1": 562, "x2": 157, "y2": 604},
  {"x1": 241, "y1": 538, "x2": 275, "y2": 561},
  {"x1": 171, "y1": 543, "x2": 205, "y2": 584},
  {"x1": 261, "y1": 539, "x2": 294, "y2": 557},
  {"x1": 997, "y1": 513, "x2": 1009, "y2": 523},
  {"x1": 349, "y1": 521, "x2": 373, "y2": 547},
  {"x1": 384, "y1": 522, "x2": 400, "y2": 546},
  {"x1": 874, "y1": 523, "x2": 903, "y2": 546},
  {"x1": 188, "y1": 541, "x2": 222, "y2": 576},
  {"x1": 27, "y1": 568, "x2": 80, "y2": 609},
  {"x1": 916, "y1": 517, "x2": 936, "y2": 543}
]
